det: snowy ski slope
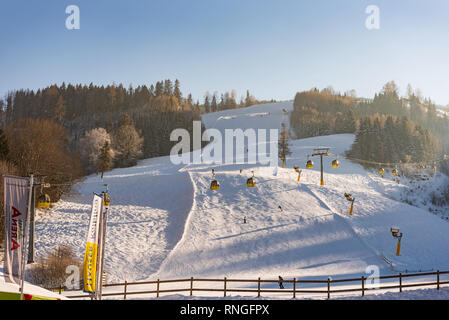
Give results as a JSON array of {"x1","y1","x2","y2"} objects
[{"x1": 32, "y1": 101, "x2": 449, "y2": 297}]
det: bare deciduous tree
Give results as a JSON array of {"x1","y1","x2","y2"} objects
[
  {"x1": 28, "y1": 245, "x2": 82, "y2": 290},
  {"x1": 79, "y1": 127, "x2": 115, "y2": 173}
]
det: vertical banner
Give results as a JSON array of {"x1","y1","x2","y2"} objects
[
  {"x1": 95, "y1": 199, "x2": 108, "y2": 300},
  {"x1": 3, "y1": 175, "x2": 30, "y2": 284},
  {"x1": 83, "y1": 194, "x2": 102, "y2": 294}
]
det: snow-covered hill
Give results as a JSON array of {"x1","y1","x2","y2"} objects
[{"x1": 32, "y1": 101, "x2": 449, "y2": 298}]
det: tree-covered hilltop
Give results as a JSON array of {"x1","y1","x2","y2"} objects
[
  {"x1": 1, "y1": 81, "x2": 269, "y2": 159},
  {"x1": 2, "y1": 80, "x2": 203, "y2": 159},
  {"x1": 354, "y1": 82, "x2": 449, "y2": 141},
  {"x1": 0, "y1": 79, "x2": 207, "y2": 214},
  {"x1": 201, "y1": 89, "x2": 275, "y2": 113},
  {"x1": 351, "y1": 82, "x2": 449, "y2": 170},
  {"x1": 290, "y1": 88, "x2": 357, "y2": 139},
  {"x1": 346, "y1": 114, "x2": 440, "y2": 166},
  {"x1": 290, "y1": 82, "x2": 449, "y2": 171},
  {"x1": 0, "y1": 80, "x2": 273, "y2": 211}
]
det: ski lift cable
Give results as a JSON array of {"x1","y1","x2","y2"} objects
[
  {"x1": 341, "y1": 154, "x2": 447, "y2": 167},
  {"x1": 301, "y1": 150, "x2": 446, "y2": 168}
]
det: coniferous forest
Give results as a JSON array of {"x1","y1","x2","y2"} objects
[
  {"x1": 289, "y1": 82, "x2": 449, "y2": 173},
  {"x1": 0, "y1": 80, "x2": 269, "y2": 205},
  {"x1": 290, "y1": 88, "x2": 357, "y2": 139},
  {"x1": 0, "y1": 80, "x2": 202, "y2": 201}
]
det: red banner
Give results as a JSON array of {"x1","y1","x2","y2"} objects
[{"x1": 3, "y1": 175, "x2": 30, "y2": 284}]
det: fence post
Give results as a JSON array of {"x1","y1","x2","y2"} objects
[
  {"x1": 124, "y1": 281, "x2": 127, "y2": 300},
  {"x1": 224, "y1": 277, "x2": 227, "y2": 297},
  {"x1": 327, "y1": 278, "x2": 331, "y2": 299},
  {"x1": 190, "y1": 277, "x2": 194, "y2": 296},
  {"x1": 399, "y1": 273, "x2": 402, "y2": 293},
  {"x1": 361, "y1": 276, "x2": 365, "y2": 297},
  {"x1": 257, "y1": 278, "x2": 261, "y2": 298},
  {"x1": 293, "y1": 278, "x2": 296, "y2": 299},
  {"x1": 437, "y1": 270, "x2": 440, "y2": 290},
  {"x1": 157, "y1": 279, "x2": 160, "y2": 298}
]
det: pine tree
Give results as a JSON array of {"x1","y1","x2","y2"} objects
[
  {"x1": 245, "y1": 90, "x2": 251, "y2": 107},
  {"x1": 0, "y1": 128, "x2": 9, "y2": 160},
  {"x1": 211, "y1": 93, "x2": 218, "y2": 112},
  {"x1": 334, "y1": 112, "x2": 346, "y2": 133},
  {"x1": 112, "y1": 114, "x2": 143, "y2": 167},
  {"x1": 163, "y1": 79, "x2": 173, "y2": 96},
  {"x1": 344, "y1": 109, "x2": 356, "y2": 133},
  {"x1": 278, "y1": 123, "x2": 291, "y2": 168},
  {"x1": 173, "y1": 79, "x2": 182, "y2": 102},
  {"x1": 187, "y1": 93, "x2": 193, "y2": 106},
  {"x1": 155, "y1": 81, "x2": 163, "y2": 96},
  {"x1": 97, "y1": 141, "x2": 112, "y2": 179},
  {"x1": 204, "y1": 94, "x2": 211, "y2": 113},
  {"x1": 54, "y1": 95, "x2": 66, "y2": 123}
]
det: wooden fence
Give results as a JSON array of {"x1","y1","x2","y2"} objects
[{"x1": 59, "y1": 270, "x2": 449, "y2": 300}]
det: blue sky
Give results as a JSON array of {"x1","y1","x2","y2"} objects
[{"x1": 1, "y1": 0, "x2": 448, "y2": 105}]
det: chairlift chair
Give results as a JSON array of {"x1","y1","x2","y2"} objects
[
  {"x1": 37, "y1": 194, "x2": 51, "y2": 209},
  {"x1": 210, "y1": 179, "x2": 220, "y2": 191},
  {"x1": 332, "y1": 159, "x2": 339, "y2": 168},
  {"x1": 246, "y1": 171, "x2": 256, "y2": 188},
  {"x1": 210, "y1": 169, "x2": 220, "y2": 191},
  {"x1": 306, "y1": 157, "x2": 314, "y2": 169}
]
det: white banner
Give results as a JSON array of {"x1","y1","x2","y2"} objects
[
  {"x1": 83, "y1": 194, "x2": 103, "y2": 294},
  {"x1": 3, "y1": 175, "x2": 30, "y2": 284}
]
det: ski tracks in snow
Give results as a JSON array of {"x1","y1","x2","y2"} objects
[{"x1": 301, "y1": 183, "x2": 392, "y2": 273}]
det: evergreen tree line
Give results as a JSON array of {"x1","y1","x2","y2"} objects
[
  {"x1": 201, "y1": 89, "x2": 275, "y2": 113},
  {"x1": 3, "y1": 79, "x2": 192, "y2": 123},
  {"x1": 0, "y1": 79, "x2": 205, "y2": 169},
  {"x1": 290, "y1": 88, "x2": 357, "y2": 139},
  {"x1": 346, "y1": 114, "x2": 440, "y2": 166},
  {"x1": 355, "y1": 82, "x2": 449, "y2": 141},
  {"x1": 352, "y1": 82, "x2": 449, "y2": 169},
  {"x1": 290, "y1": 82, "x2": 449, "y2": 169}
]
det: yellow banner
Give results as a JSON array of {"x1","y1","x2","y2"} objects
[
  {"x1": 82, "y1": 194, "x2": 102, "y2": 294},
  {"x1": 83, "y1": 242, "x2": 99, "y2": 293}
]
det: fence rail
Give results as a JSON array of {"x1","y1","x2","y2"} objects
[{"x1": 57, "y1": 270, "x2": 449, "y2": 299}]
